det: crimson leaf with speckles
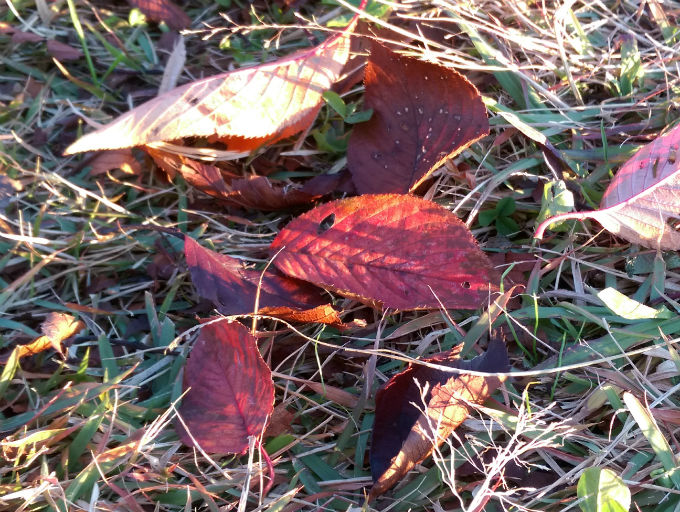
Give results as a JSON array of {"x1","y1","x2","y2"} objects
[
  {"x1": 176, "y1": 319, "x2": 274, "y2": 454},
  {"x1": 270, "y1": 194, "x2": 498, "y2": 310},
  {"x1": 348, "y1": 43, "x2": 489, "y2": 194}
]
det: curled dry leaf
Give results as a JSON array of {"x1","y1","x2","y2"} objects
[
  {"x1": 185, "y1": 236, "x2": 342, "y2": 325},
  {"x1": 369, "y1": 339, "x2": 509, "y2": 499},
  {"x1": 176, "y1": 319, "x2": 274, "y2": 454},
  {"x1": 270, "y1": 194, "x2": 498, "y2": 310},
  {"x1": 7, "y1": 313, "x2": 86, "y2": 361},
  {"x1": 65, "y1": 1, "x2": 366, "y2": 155},
  {"x1": 535, "y1": 123, "x2": 680, "y2": 249},
  {"x1": 348, "y1": 43, "x2": 489, "y2": 194}
]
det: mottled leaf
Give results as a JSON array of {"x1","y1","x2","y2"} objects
[
  {"x1": 65, "y1": 3, "x2": 365, "y2": 155},
  {"x1": 348, "y1": 43, "x2": 489, "y2": 194},
  {"x1": 176, "y1": 319, "x2": 274, "y2": 454},
  {"x1": 535, "y1": 123, "x2": 680, "y2": 249},
  {"x1": 270, "y1": 194, "x2": 498, "y2": 310},
  {"x1": 185, "y1": 236, "x2": 342, "y2": 325},
  {"x1": 369, "y1": 339, "x2": 509, "y2": 499}
]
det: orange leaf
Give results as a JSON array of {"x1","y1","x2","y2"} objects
[
  {"x1": 270, "y1": 194, "x2": 498, "y2": 310},
  {"x1": 369, "y1": 339, "x2": 508, "y2": 499},
  {"x1": 15, "y1": 313, "x2": 85, "y2": 359},
  {"x1": 64, "y1": 4, "x2": 365, "y2": 155}
]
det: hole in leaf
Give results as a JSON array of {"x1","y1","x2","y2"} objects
[
  {"x1": 317, "y1": 213, "x2": 335, "y2": 234},
  {"x1": 666, "y1": 216, "x2": 680, "y2": 232},
  {"x1": 461, "y1": 281, "x2": 471, "y2": 289}
]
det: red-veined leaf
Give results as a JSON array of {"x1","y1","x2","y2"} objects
[
  {"x1": 270, "y1": 194, "x2": 498, "y2": 310},
  {"x1": 64, "y1": 2, "x2": 366, "y2": 155},
  {"x1": 348, "y1": 43, "x2": 489, "y2": 194},
  {"x1": 535, "y1": 123, "x2": 680, "y2": 249},
  {"x1": 185, "y1": 236, "x2": 342, "y2": 325},
  {"x1": 176, "y1": 319, "x2": 274, "y2": 454},
  {"x1": 369, "y1": 339, "x2": 508, "y2": 499}
]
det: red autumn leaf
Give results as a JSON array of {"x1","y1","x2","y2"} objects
[
  {"x1": 46, "y1": 40, "x2": 83, "y2": 61},
  {"x1": 176, "y1": 319, "x2": 274, "y2": 454},
  {"x1": 270, "y1": 194, "x2": 498, "y2": 310},
  {"x1": 369, "y1": 339, "x2": 509, "y2": 499},
  {"x1": 535, "y1": 123, "x2": 680, "y2": 249},
  {"x1": 347, "y1": 43, "x2": 489, "y2": 194},
  {"x1": 185, "y1": 236, "x2": 342, "y2": 325},
  {"x1": 127, "y1": 0, "x2": 191, "y2": 30},
  {"x1": 64, "y1": 2, "x2": 366, "y2": 155}
]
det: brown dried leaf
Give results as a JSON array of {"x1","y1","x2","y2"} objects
[
  {"x1": 64, "y1": 6, "x2": 363, "y2": 155},
  {"x1": 176, "y1": 319, "x2": 274, "y2": 454},
  {"x1": 348, "y1": 43, "x2": 489, "y2": 194},
  {"x1": 270, "y1": 194, "x2": 498, "y2": 310},
  {"x1": 369, "y1": 339, "x2": 509, "y2": 499},
  {"x1": 535, "y1": 123, "x2": 680, "y2": 249}
]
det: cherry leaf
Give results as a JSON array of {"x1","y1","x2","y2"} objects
[
  {"x1": 270, "y1": 194, "x2": 498, "y2": 310},
  {"x1": 369, "y1": 339, "x2": 509, "y2": 499},
  {"x1": 185, "y1": 236, "x2": 342, "y2": 325},
  {"x1": 64, "y1": 4, "x2": 365, "y2": 155},
  {"x1": 535, "y1": 123, "x2": 680, "y2": 249},
  {"x1": 176, "y1": 319, "x2": 274, "y2": 454},
  {"x1": 348, "y1": 43, "x2": 489, "y2": 194}
]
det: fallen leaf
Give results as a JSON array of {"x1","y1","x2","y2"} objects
[
  {"x1": 64, "y1": 2, "x2": 366, "y2": 155},
  {"x1": 264, "y1": 404, "x2": 296, "y2": 438},
  {"x1": 176, "y1": 319, "x2": 274, "y2": 454},
  {"x1": 185, "y1": 236, "x2": 342, "y2": 325},
  {"x1": 369, "y1": 339, "x2": 509, "y2": 499},
  {"x1": 127, "y1": 0, "x2": 191, "y2": 30},
  {"x1": 348, "y1": 43, "x2": 489, "y2": 194},
  {"x1": 46, "y1": 40, "x2": 83, "y2": 61},
  {"x1": 226, "y1": 174, "x2": 349, "y2": 211},
  {"x1": 145, "y1": 146, "x2": 238, "y2": 195},
  {"x1": 88, "y1": 149, "x2": 142, "y2": 176},
  {"x1": 12, "y1": 313, "x2": 85, "y2": 360},
  {"x1": 270, "y1": 194, "x2": 498, "y2": 310},
  {"x1": 11, "y1": 30, "x2": 43, "y2": 44},
  {"x1": 535, "y1": 123, "x2": 680, "y2": 249}
]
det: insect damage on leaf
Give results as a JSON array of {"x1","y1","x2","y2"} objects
[
  {"x1": 270, "y1": 194, "x2": 499, "y2": 310},
  {"x1": 369, "y1": 339, "x2": 509, "y2": 499},
  {"x1": 535, "y1": 122, "x2": 680, "y2": 249},
  {"x1": 176, "y1": 319, "x2": 274, "y2": 454},
  {"x1": 348, "y1": 43, "x2": 489, "y2": 194},
  {"x1": 64, "y1": 1, "x2": 366, "y2": 155}
]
